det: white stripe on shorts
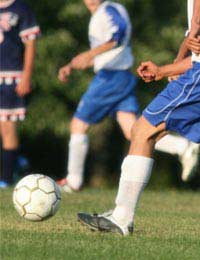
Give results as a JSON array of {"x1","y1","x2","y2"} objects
[{"x1": 145, "y1": 69, "x2": 200, "y2": 115}]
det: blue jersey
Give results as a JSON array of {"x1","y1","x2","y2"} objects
[
  {"x1": 0, "y1": 0, "x2": 40, "y2": 76},
  {"x1": 89, "y1": 1, "x2": 133, "y2": 72}
]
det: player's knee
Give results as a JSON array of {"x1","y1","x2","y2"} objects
[
  {"x1": 70, "y1": 119, "x2": 79, "y2": 133},
  {"x1": 130, "y1": 125, "x2": 145, "y2": 144},
  {"x1": 70, "y1": 118, "x2": 89, "y2": 134},
  {"x1": 130, "y1": 121, "x2": 155, "y2": 146}
]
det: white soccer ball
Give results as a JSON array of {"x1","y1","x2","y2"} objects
[{"x1": 13, "y1": 174, "x2": 61, "y2": 221}]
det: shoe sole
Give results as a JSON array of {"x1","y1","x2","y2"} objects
[
  {"x1": 78, "y1": 215, "x2": 99, "y2": 232},
  {"x1": 78, "y1": 214, "x2": 131, "y2": 235}
]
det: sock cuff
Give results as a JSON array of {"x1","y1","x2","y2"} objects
[
  {"x1": 121, "y1": 155, "x2": 154, "y2": 183},
  {"x1": 70, "y1": 134, "x2": 89, "y2": 144}
]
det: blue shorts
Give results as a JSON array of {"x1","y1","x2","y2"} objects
[
  {"x1": 0, "y1": 81, "x2": 26, "y2": 121},
  {"x1": 143, "y1": 62, "x2": 200, "y2": 143},
  {"x1": 74, "y1": 69, "x2": 139, "y2": 124}
]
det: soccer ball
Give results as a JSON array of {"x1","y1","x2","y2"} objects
[{"x1": 13, "y1": 174, "x2": 61, "y2": 221}]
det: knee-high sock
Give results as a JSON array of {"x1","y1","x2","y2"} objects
[
  {"x1": 155, "y1": 134, "x2": 189, "y2": 157},
  {"x1": 1, "y1": 148, "x2": 18, "y2": 184},
  {"x1": 67, "y1": 134, "x2": 89, "y2": 190},
  {"x1": 112, "y1": 155, "x2": 154, "y2": 225}
]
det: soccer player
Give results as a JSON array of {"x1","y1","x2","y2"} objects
[
  {"x1": 58, "y1": 0, "x2": 139, "y2": 192},
  {"x1": 0, "y1": 0, "x2": 40, "y2": 188},
  {"x1": 58, "y1": 0, "x2": 199, "y2": 193},
  {"x1": 77, "y1": 0, "x2": 200, "y2": 235}
]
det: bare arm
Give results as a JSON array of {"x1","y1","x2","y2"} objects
[
  {"x1": 158, "y1": 56, "x2": 192, "y2": 78},
  {"x1": 137, "y1": 56, "x2": 192, "y2": 83},
  {"x1": 58, "y1": 40, "x2": 116, "y2": 82},
  {"x1": 23, "y1": 40, "x2": 35, "y2": 78},
  {"x1": 185, "y1": 0, "x2": 200, "y2": 57},
  {"x1": 167, "y1": 37, "x2": 191, "y2": 81},
  {"x1": 70, "y1": 40, "x2": 116, "y2": 70},
  {"x1": 16, "y1": 40, "x2": 35, "y2": 97},
  {"x1": 169, "y1": 0, "x2": 200, "y2": 80},
  {"x1": 89, "y1": 41, "x2": 116, "y2": 57},
  {"x1": 190, "y1": 0, "x2": 200, "y2": 38},
  {"x1": 175, "y1": 37, "x2": 191, "y2": 62},
  {"x1": 175, "y1": 0, "x2": 200, "y2": 61}
]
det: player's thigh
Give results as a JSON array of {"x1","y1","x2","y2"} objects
[
  {"x1": 70, "y1": 117, "x2": 90, "y2": 134},
  {"x1": 0, "y1": 121, "x2": 19, "y2": 148},
  {"x1": 0, "y1": 120, "x2": 18, "y2": 138},
  {"x1": 116, "y1": 111, "x2": 137, "y2": 140}
]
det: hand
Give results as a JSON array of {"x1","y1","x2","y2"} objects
[
  {"x1": 58, "y1": 64, "x2": 72, "y2": 83},
  {"x1": 186, "y1": 35, "x2": 200, "y2": 55},
  {"x1": 15, "y1": 77, "x2": 32, "y2": 97},
  {"x1": 71, "y1": 52, "x2": 93, "y2": 70},
  {"x1": 137, "y1": 61, "x2": 163, "y2": 83}
]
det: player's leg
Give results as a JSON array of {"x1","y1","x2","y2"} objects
[
  {"x1": 0, "y1": 76, "x2": 27, "y2": 188},
  {"x1": 109, "y1": 65, "x2": 200, "y2": 232},
  {"x1": 108, "y1": 64, "x2": 199, "y2": 232},
  {"x1": 78, "y1": 64, "x2": 200, "y2": 234},
  {"x1": 0, "y1": 121, "x2": 19, "y2": 187},
  {"x1": 116, "y1": 111, "x2": 137, "y2": 140},
  {"x1": 116, "y1": 94, "x2": 199, "y2": 180},
  {"x1": 116, "y1": 111, "x2": 198, "y2": 181},
  {"x1": 155, "y1": 134, "x2": 200, "y2": 181},
  {"x1": 65, "y1": 117, "x2": 90, "y2": 191},
  {"x1": 78, "y1": 116, "x2": 167, "y2": 234},
  {"x1": 111, "y1": 117, "x2": 166, "y2": 231},
  {"x1": 60, "y1": 70, "x2": 138, "y2": 192},
  {"x1": 155, "y1": 134, "x2": 189, "y2": 156},
  {"x1": 114, "y1": 81, "x2": 139, "y2": 141}
]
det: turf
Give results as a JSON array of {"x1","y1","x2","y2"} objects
[{"x1": 0, "y1": 188, "x2": 200, "y2": 260}]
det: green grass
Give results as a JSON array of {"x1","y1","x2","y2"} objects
[{"x1": 0, "y1": 188, "x2": 200, "y2": 260}]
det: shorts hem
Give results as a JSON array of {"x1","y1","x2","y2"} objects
[
  {"x1": 143, "y1": 112, "x2": 200, "y2": 144},
  {"x1": 0, "y1": 108, "x2": 26, "y2": 122},
  {"x1": 143, "y1": 110, "x2": 164, "y2": 127},
  {"x1": 73, "y1": 114, "x2": 100, "y2": 125},
  {"x1": 115, "y1": 108, "x2": 139, "y2": 114}
]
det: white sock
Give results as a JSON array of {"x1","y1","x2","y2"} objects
[
  {"x1": 155, "y1": 134, "x2": 189, "y2": 157},
  {"x1": 112, "y1": 155, "x2": 154, "y2": 226},
  {"x1": 67, "y1": 134, "x2": 89, "y2": 190}
]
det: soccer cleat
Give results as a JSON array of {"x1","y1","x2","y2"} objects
[
  {"x1": 56, "y1": 178, "x2": 74, "y2": 193},
  {"x1": 0, "y1": 181, "x2": 9, "y2": 188},
  {"x1": 180, "y1": 143, "x2": 200, "y2": 182},
  {"x1": 77, "y1": 210, "x2": 113, "y2": 231},
  {"x1": 78, "y1": 212, "x2": 133, "y2": 236}
]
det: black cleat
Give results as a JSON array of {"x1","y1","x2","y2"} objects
[
  {"x1": 78, "y1": 212, "x2": 100, "y2": 231},
  {"x1": 78, "y1": 212, "x2": 133, "y2": 236}
]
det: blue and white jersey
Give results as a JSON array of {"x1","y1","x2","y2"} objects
[
  {"x1": 187, "y1": 0, "x2": 200, "y2": 63},
  {"x1": 89, "y1": 1, "x2": 133, "y2": 72},
  {"x1": 0, "y1": 0, "x2": 40, "y2": 84}
]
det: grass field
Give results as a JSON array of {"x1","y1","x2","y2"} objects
[{"x1": 0, "y1": 188, "x2": 200, "y2": 260}]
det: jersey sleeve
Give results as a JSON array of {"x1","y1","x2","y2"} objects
[
  {"x1": 104, "y1": 5, "x2": 127, "y2": 46},
  {"x1": 18, "y1": 4, "x2": 40, "y2": 42}
]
